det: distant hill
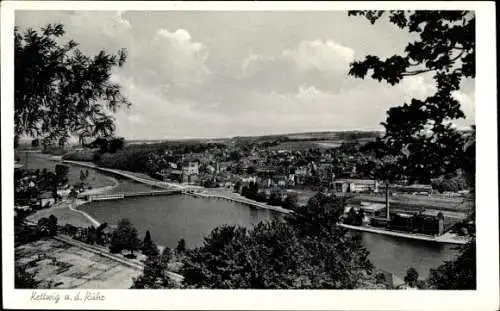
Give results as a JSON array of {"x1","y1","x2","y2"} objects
[
  {"x1": 126, "y1": 130, "x2": 384, "y2": 147},
  {"x1": 229, "y1": 130, "x2": 384, "y2": 147}
]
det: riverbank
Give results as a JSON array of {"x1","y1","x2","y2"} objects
[
  {"x1": 62, "y1": 160, "x2": 184, "y2": 190},
  {"x1": 188, "y1": 191, "x2": 293, "y2": 214},
  {"x1": 17, "y1": 152, "x2": 118, "y2": 189},
  {"x1": 63, "y1": 159, "x2": 292, "y2": 215},
  {"x1": 68, "y1": 199, "x2": 101, "y2": 227},
  {"x1": 27, "y1": 169, "x2": 120, "y2": 228},
  {"x1": 340, "y1": 223, "x2": 469, "y2": 245},
  {"x1": 27, "y1": 201, "x2": 97, "y2": 228}
]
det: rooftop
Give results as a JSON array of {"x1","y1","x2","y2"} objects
[
  {"x1": 335, "y1": 179, "x2": 376, "y2": 185},
  {"x1": 360, "y1": 203, "x2": 386, "y2": 211}
]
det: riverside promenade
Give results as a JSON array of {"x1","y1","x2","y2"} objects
[
  {"x1": 62, "y1": 160, "x2": 291, "y2": 214},
  {"x1": 62, "y1": 160, "x2": 187, "y2": 190},
  {"x1": 188, "y1": 191, "x2": 293, "y2": 214},
  {"x1": 340, "y1": 223, "x2": 469, "y2": 245}
]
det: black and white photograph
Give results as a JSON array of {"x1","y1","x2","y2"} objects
[{"x1": 1, "y1": 1, "x2": 498, "y2": 310}]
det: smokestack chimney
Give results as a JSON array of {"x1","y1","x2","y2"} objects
[{"x1": 385, "y1": 182, "x2": 390, "y2": 221}]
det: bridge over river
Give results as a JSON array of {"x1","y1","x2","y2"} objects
[
  {"x1": 80, "y1": 189, "x2": 184, "y2": 202},
  {"x1": 62, "y1": 160, "x2": 202, "y2": 191},
  {"x1": 64, "y1": 160, "x2": 284, "y2": 212}
]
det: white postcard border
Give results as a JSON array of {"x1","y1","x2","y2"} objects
[{"x1": 2, "y1": 2, "x2": 498, "y2": 310}]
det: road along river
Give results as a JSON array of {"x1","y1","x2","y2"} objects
[
  {"x1": 80, "y1": 194, "x2": 459, "y2": 280},
  {"x1": 21, "y1": 153, "x2": 459, "y2": 280}
]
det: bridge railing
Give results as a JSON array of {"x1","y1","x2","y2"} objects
[{"x1": 84, "y1": 189, "x2": 183, "y2": 202}]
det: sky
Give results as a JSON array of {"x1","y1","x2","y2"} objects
[{"x1": 16, "y1": 11, "x2": 475, "y2": 140}]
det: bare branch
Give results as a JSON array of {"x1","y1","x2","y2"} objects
[
  {"x1": 401, "y1": 69, "x2": 433, "y2": 76},
  {"x1": 450, "y1": 50, "x2": 466, "y2": 62}
]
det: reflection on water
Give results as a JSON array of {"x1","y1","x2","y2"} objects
[
  {"x1": 80, "y1": 195, "x2": 459, "y2": 279},
  {"x1": 359, "y1": 231, "x2": 459, "y2": 279},
  {"x1": 81, "y1": 195, "x2": 276, "y2": 249}
]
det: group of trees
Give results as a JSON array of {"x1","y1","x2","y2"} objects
[
  {"x1": 131, "y1": 248, "x2": 177, "y2": 289},
  {"x1": 240, "y1": 181, "x2": 260, "y2": 200},
  {"x1": 64, "y1": 139, "x2": 229, "y2": 180},
  {"x1": 200, "y1": 179, "x2": 218, "y2": 188},
  {"x1": 239, "y1": 182, "x2": 294, "y2": 208},
  {"x1": 109, "y1": 219, "x2": 141, "y2": 256},
  {"x1": 15, "y1": 23, "x2": 130, "y2": 148},
  {"x1": 107, "y1": 219, "x2": 184, "y2": 262},
  {"x1": 79, "y1": 168, "x2": 90, "y2": 188},
  {"x1": 36, "y1": 215, "x2": 58, "y2": 237},
  {"x1": 74, "y1": 223, "x2": 110, "y2": 245},
  {"x1": 398, "y1": 241, "x2": 476, "y2": 290},
  {"x1": 54, "y1": 164, "x2": 69, "y2": 187},
  {"x1": 281, "y1": 192, "x2": 299, "y2": 210},
  {"x1": 426, "y1": 239, "x2": 476, "y2": 289},
  {"x1": 142, "y1": 230, "x2": 160, "y2": 258},
  {"x1": 348, "y1": 10, "x2": 475, "y2": 185},
  {"x1": 128, "y1": 190, "x2": 475, "y2": 289},
  {"x1": 180, "y1": 193, "x2": 377, "y2": 289},
  {"x1": 73, "y1": 147, "x2": 171, "y2": 178},
  {"x1": 131, "y1": 236, "x2": 187, "y2": 289},
  {"x1": 15, "y1": 213, "x2": 58, "y2": 247},
  {"x1": 239, "y1": 180, "x2": 300, "y2": 209},
  {"x1": 343, "y1": 207, "x2": 365, "y2": 226},
  {"x1": 403, "y1": 267, "x2": 424, "y2": 289},
  {"x1": 87, "y1": 137, "x2": 125, "y2": 153},
  {"x1": 347, "y1": 10, "x2": 476, "y2": 290},
  {"x1": 14, "y1": 166, "x2": 70, "y2": 206},
  {"x1": 431, "y1": 174, "x2": 469, "y2": 193},
  {"x1": 15, "y1": 264, "x2": 41, "y2": 289}
]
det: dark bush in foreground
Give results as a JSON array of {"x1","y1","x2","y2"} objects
[
  {"x1": 426, "y1": 239, "x2": 476, "y2": 289},
  {"x1": 181, "y1": 193, "x2": 375, "y2": 289}
]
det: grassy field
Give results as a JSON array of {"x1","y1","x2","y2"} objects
[
  {"x1": 108, "y1": 178, "x2": 159, "y2": 194},
  {"x1": 27, "y1": 206, "x2": 96, "y2": 228},
  {"x1": 16, "y1": 238, "x2": 141, "y2": 289}
]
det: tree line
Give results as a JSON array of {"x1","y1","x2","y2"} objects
[{"x1": 131, "y1": 192, "x2": 475, "y2": 289}]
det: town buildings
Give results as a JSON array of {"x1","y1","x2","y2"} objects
[{"x1": 334, "y1": 179, "x2": 379, "y2": 193}]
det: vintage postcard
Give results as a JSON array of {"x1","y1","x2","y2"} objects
[{"x1": 1, "y1": 1, "x2": 498, "y2": 310}]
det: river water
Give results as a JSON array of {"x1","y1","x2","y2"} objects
[
  {"x1": 21, "y1": 153, "x2": 459, "y2": 280},
  {"x1": 80, "y1": 195, "x2": 459, "y2": 279}
]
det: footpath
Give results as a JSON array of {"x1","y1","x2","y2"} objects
[
  {"x1": 340, "y1": 223, "x2": 469, "y2": 245},
  {"x1": 63, "y1": 159, "x2": 292, "y2": 215},
  {"x1": 188, "y1": 191, "x2": 293, "y2": 214},
  {"x1": 62, "y1": 160, "x2": 186, "y2": 190}
]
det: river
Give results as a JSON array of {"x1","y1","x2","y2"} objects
[
  {"x1": 80, "y1": 195, "x2": 459, "y2": 279},
  {"x1": 15, "y1": 151, "x2": 116, "y2": 189},
  {"x1": 21, "y1": 153, "x2": 459, "y2": 280}
]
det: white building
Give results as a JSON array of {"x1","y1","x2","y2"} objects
[
  {"x1": 334, "y1": 179, "x2": 379, "y2": 193},
  {"x1": 241, "y1": 176, "x2": 257, "y2": 183},
  {"x1": 182, "y1": 162, "x2": 199, "y2": 175}
]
